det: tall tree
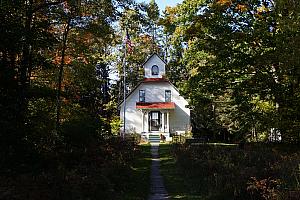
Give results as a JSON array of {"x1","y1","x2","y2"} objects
[
  {"x1": 163, "y1": 0, "x2": 300, "y2": 141},
  {"x1": 0, "y1": 0, "x2": 136, "y2": 168},
  {"x1": 116, "y1": 0, "x2": 164, "y2": 101}
]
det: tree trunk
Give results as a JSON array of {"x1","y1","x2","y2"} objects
[
  {"x1": 56, "y1": 17, "x2": 71, "y2": 132},
  {"x1": 18, "y1": 1, "x2": 33, "y2": 130}
]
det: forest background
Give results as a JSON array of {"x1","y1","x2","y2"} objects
[{"x1": 0, "y1": 0, "x2": 299, "y2": 199}]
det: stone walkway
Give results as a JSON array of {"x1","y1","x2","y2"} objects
[{"x1": 148, "y1": 143, "x2": 169, "y2": 200}]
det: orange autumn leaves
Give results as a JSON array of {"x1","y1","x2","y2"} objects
[
  {"x1": 52, "y1": 32, "x2": 93, "y2": 66},
  {"x1": 236, "y1": 4, "x2": 248, "y2": 12},
  {"x1": 216, "y1": 0, "x2": 248, "y2": 12},
  {"x1": 216, "y1": 0, "x2": 270, "y2": 14},
  {"x1": 52, "y1": 53, "x2": 89, "y2": 65},
  {"x1": 216, "y1": 0, "x2": 233, "y2": 6},
  {"x1": 53, "y1": 53, "x2": 72, "y2": 65}
]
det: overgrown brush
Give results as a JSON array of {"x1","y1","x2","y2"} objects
[
  {"x1": 0, "y1": 135, "x2": 141, "y2": 200},
  {"x1": 171, "y1": 143, "x2": 300, "y2": 200}
]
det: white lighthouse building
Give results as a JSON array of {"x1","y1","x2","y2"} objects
[{"x1": 119, "y1": 53, "x2": 190, "y2": 141}]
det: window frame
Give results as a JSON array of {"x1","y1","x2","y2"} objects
[
  {"x1": 151, "y1": 65, "x2": 159, "y2": 75},
  {"x1": 165, "y1": 90, "x2": 171, "y2": 102},
  {"x1": 139, "y1": 90, "x2": 145, "y2": 102}
]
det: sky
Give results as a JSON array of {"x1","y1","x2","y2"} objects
[{"x1": 141, "y1": 0, "x2": 183, "y2": 11}]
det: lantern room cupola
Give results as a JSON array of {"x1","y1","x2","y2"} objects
[{"x1": 143, "y1": 53, "x2": 166, "y2": 78}]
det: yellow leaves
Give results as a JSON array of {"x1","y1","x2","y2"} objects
[
  {"x1": 257, "y1": 5, "x2": 270, "y2": 14},
  {"x1": 174, "y1": 26, "x2": 185, "y2": 37},
  {"x1": 255, "y1": 5, "x2": 271, "y2": 19},
  {"x1": 189, "y1": 68, "x2": 199, "y2": 77},
  {"x1": 160, "y1": 6, "x2": 178, "y2": 28},
  {"x1": 217, "y1": 0, "x2": 233, "y2": 6},
  {"x1": 165, "y1": 6, "x2": 178, "y2": 16},
  {"x1": 251, "y1": 97, "x2": 275, "y2": 113}
]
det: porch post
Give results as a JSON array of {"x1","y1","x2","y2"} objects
[
  {"x1": 145, "y1": 110, "x2": 149, "y2": 132},
  {"x1": 161, "y1": 111, "x2": 165, "y2": 133},
  {"x1": 166, "y1": 111, "x2": 170, "y2": 133},
  {"x1": 141, "y1": 110, "x2": 144, "y2": 132}
]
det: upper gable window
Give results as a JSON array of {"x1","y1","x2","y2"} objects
[{"x1": 151, "y1": 65, "x2": 159, "y2": 75}]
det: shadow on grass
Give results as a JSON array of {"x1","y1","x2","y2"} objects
[
  {"x1": 124, "y1": 144, "x2": 152, "y2": 200},
  {"x1": 159, "y1": 144, "x2": 204, "y2": 200}
]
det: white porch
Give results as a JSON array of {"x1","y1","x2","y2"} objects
[
  {"x1": 139, "y1": 109, "x2": 173, "y2": 142},
  {"x1": 141, "y1": 110, "x2": 170, "y2": 132}
]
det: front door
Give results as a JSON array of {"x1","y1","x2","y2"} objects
[{"x1": 149, "y1": 111, "x2": 161, "y2": 131}]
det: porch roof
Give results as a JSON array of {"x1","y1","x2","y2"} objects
[{"x1": 136, "y1": 102, "x2": 175, "y2": 110}]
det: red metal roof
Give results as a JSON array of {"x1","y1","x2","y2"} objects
[
  {"x1": 142, "y1": 78, "x2": 169, "y2": 82},
  {"x1": 136, "y1": 102, "x2": 175, "y2": 109}
]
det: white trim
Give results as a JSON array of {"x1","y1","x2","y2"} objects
[
  {"x1": 142, "y1": 111, "x2": 144, "y2": 132},
  {"x1": 166, "y1": 112, "x2": 170, "y2": 133},
  {"x1": 162, "y1": 111, "x2": 165, "y2": 132}
]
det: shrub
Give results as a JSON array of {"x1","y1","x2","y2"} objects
[{"x1": 171, "y1": 143, "x2": 300, "y2": 199}]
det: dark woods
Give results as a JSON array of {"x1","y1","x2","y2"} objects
[{"x1": 0, "y1": 0, "x2": 142, "y2": 199}]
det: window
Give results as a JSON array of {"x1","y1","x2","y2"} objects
[
  {"x1": 139, "y1": 90, "x2": 145, "y2": 102},
  {"x1": 165, "y1": 90, "x2": 171, "y2": 102},
  {"x1": 151, "y1": 65, "x2": 159, "y2": 75}
]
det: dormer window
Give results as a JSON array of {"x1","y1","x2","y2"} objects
[{"x1": 151, "y1": 65, "x2": 159, "y2": 75}]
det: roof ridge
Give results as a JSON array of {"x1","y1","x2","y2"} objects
[
  {"x1": 143, "y1": 77, "x2": 169, "y2": 82},
  {"x1": 141, "y1": 53, "x2": 167, "y2": 67}
]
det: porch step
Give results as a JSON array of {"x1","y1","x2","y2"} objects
[{"x1": 149, "y1": 134, "x2": 160, "y2": 143}]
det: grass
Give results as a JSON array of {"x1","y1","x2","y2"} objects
[
  {"x1": 124, "y1": 144, "x2": 152, "y2": 200},
  {"x1": 159, "y1": 144, "x2": 204, "y2": 200}
]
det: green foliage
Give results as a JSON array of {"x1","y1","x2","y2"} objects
[
  {"x1": 115, "y1": 0, "x2": 166, "y2": 98},
  {"x1": 160, "y1": 0, "x2": 300, "y2": 141},
  {"x1": 161, "y1": 143, "x2": 300, "y2": 200},
  {"x1": 0, "y1": 0, "x2": 154, "y2": 199},
  {"x1": 61, "y1": 110, "x2": 100, "y2": 146},
  {"x1": 110, "y1": 115, "x2": 121, "y2": 135}
]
